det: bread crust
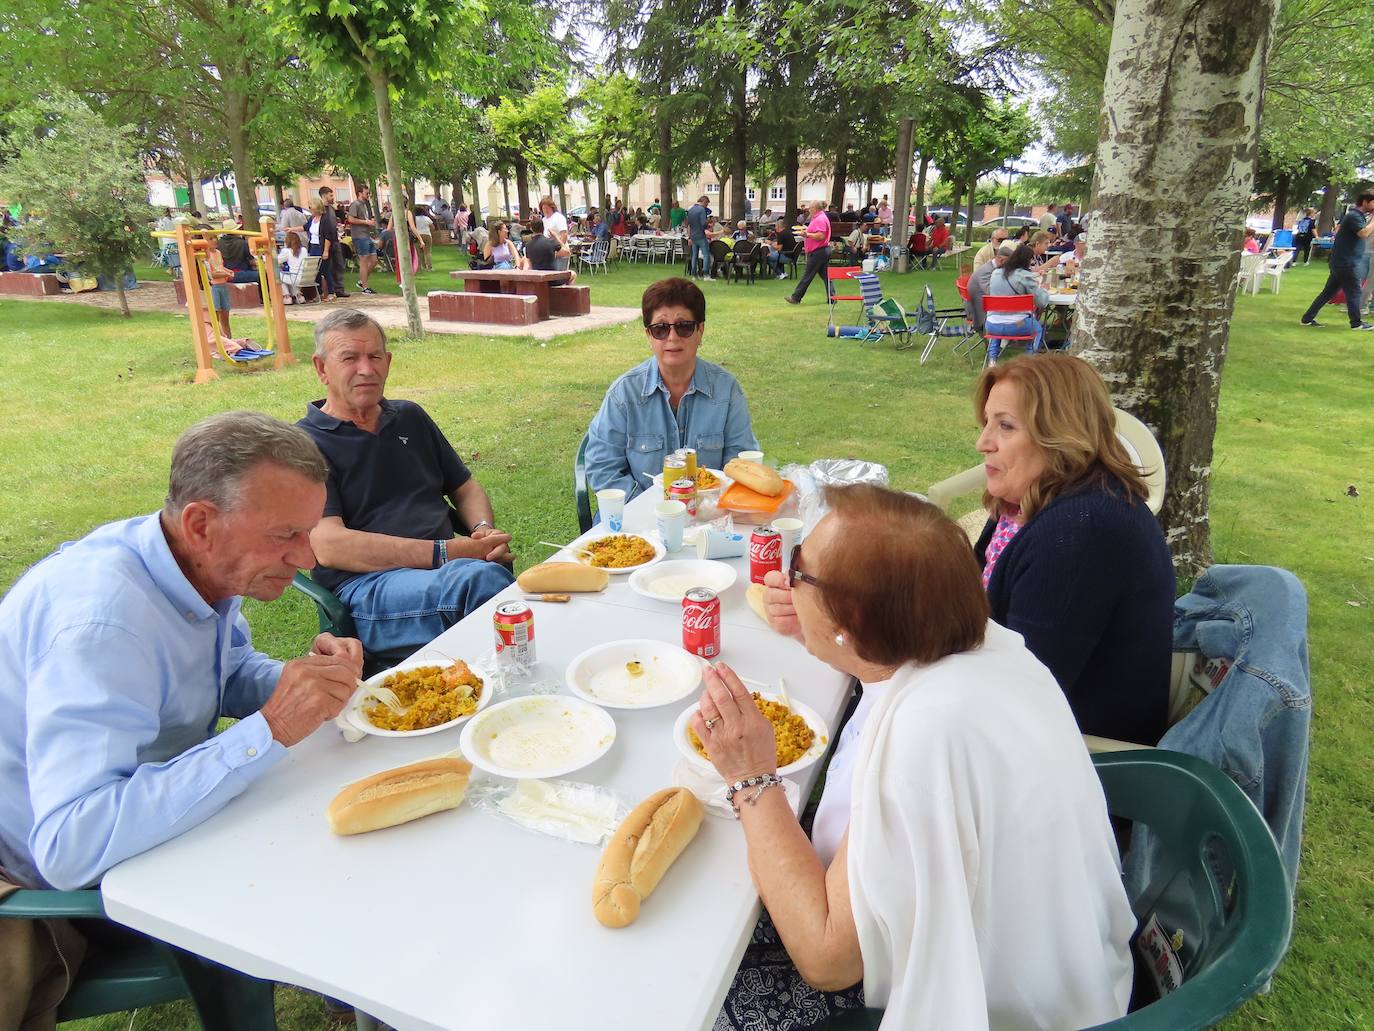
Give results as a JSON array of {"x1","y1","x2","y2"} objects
[
  {"x1": 593, "y1": 787, "x2": 704, "y2": 928},
  {"x1": 723, "y1": 459, "x2": 784, "y2": 497},
  {"x1": 516, "y1": 562, "x2": 610, "y2": 593},
  {"x1": 327, "y1": 757, "x2": 472, "y2": 836}
]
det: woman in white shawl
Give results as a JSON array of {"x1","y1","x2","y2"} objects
[{"x1": 697, "y1": 485, "x2": 1135, "y2": 1030}]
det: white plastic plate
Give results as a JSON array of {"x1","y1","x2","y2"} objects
[
  {"x1": 562, "y1": 532, "x2": 665, "y2": 575},
  {"x1": 460, "y1": 695, "x2": 617, "y2": 780},
  {"x1": 344, "y1": 657, "x2": 493, "y2": 738},
  {"x1": 565, "y1": 638, "x2": 703, "y2": 710},
  {"x1": 627, "y1": 559, "x2": 738, "y2": 604},
  {"x1": 672, "y1": 691, "x2": 830, "y2": 780}
]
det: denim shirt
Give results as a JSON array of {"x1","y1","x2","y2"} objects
[
  {"x1": 585, "y1": 357, "x2": 759, "y2": 500},
  {"x1": 1124, "y1": 565, "x2": 1311, "y2": 903}
]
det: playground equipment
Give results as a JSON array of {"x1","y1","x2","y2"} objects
[{"x1": 150, "y1": 220, "x2": 296, "y2": 384}]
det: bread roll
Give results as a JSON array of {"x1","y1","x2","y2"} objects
[
  {"x1": 724, "y1": 458, "x2": 785, "y2": 497},
  {"x1": 327, "y1": 757, "x2": 472, "y2": 836},
  {"x1": 746, "y1": 583, "x2": 768, "y2": 622},
  {"x1": 517, "y1": 562, "x2": 610, "y2": 593},
  {"x1": 593, "y1": 787, "x2": 704, "y2": 928}
]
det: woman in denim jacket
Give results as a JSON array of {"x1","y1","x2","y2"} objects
[{"x1": 585, "y1": 278, "x2": 758, "y2": 500}]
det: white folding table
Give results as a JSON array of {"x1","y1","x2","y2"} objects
[{"x1": 101, "y1": 492, "x2": 853, "y2": 1031}]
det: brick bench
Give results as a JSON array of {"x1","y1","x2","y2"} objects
[
  {"x1": 549, "y1": 284, "x2": 591, "y2": 316},
  {"x1": 0, "y1": 271, "x2": 62, "y2": 296},
  {"x1": 428, "y1": 290, "x2": 539, "y2": 326},
  {"x1": 173, "y1": 278, "x2": 263, "y2": 308}
]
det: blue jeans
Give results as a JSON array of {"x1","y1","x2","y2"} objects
[
  {"x1": 1302, "y1": 263, "x2": 1363, "y2": 327},
  {"x1": 334, "y1": 560, "x2": 515, "y2": 664},
  {"x1": 984, "y1": 314, "x2": 1044, "y2": 360},
  {"x1": 689, "y1": 237, "x2": 711, "y2": 276},
  {"x1": 229, "y1": 269, "x2": 258, "y2": 284}
]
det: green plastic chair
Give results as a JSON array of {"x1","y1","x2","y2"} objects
[
  {"x1": 0, "y1": 887, "x2": 275, "y2": 1027},
  {"x1": 574, "y1": 433, "x2": 593, "y2": 534},
  {"x1": 818, "y1": 749, "x2": 1292, "y2": 1031},
  {"x1": 290, "y1": 570, "x2": 357, "y2": 640}
]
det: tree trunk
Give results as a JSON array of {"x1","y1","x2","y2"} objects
[
  {"x1": 451, "y1": 174, "x2": 465, "y2": 207},
  {"x1": 914, "y1": 154, "x2": 930, "y2": 224},
  {"x1": 272, "y1": 182, "x2": 285, "y2": 211},
  {"x1": 729, "y1": 119, "x2": 747, "y2": 223},
  {"x1": 188, "y1": 170, "x2": 203, "y2": 216},
  {"x1": 558, "y1": 183, "x2": 569, "y2": 214},
  {"x1": 951, "y1": 179, "x2": 964, "y2": 240},
  {"x1": 785, "y1": 145, "x2": 799, "y2": 221},
  {"x1": 114, "y1": 278, "x2": 130, "y2": 318},
  {"x1": 582, "y1": 178, "x2": 593, "y2": 211},
  {"x1": 830, "y1": 146, "x2": 848, "y2": 211},
  {"x1": 596, "y1": 168, "x2": 609, "y2": 210},
  {"x1": 502, "y1": 178, "x2": 512, "y2": 218},
  {"x1": 368, "y1": 68, "x2": 422, "y2": 336},
  {"x1": 513, "y1": 156, "x2": 531, "y2": 220},
  {"x1": 1317, "y1": 178, "x2": 1338, "y2": 235},
  {"x1": 658, "y1": 118, "x2": 674, "y2": 219},
  {"x1": 1270, "y1": 171, "x2": 1290, "y2": 231},
  {"x1": 1075, "y1": 0, "x2": 1280, "y2": 577},
  {"x1": 470, "y1": 169, "x2": 482, "y2": 224},
  {"x1": 892, "y1": 117, "x2": 915, "y2": 273},
  {"x1": 225, "y1": 102, "x2": 260, "y2": 232},
  {"x1": 965, "y1": 172, "x2": 978, "y2": 245}
]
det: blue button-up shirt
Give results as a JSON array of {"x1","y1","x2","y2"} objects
[
  {"x1": 0, "y1": 514, "x2": 285, "y2": 889},
  {"x1": 585, "y1": 357, "x2": 759, "y2": 500}
]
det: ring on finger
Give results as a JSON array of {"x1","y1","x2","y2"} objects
[{"x1": 704, "y1": 717, "x2": 719, "y2": 730}]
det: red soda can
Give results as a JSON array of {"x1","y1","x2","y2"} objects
[
  {"x1": 669, "y1": 478, "x2": 698, "y2": 518},
  {"x1": 750, "y1": 525, "x2": 783, "y2": 585},
  {"x1": 493, "y1": 601, "x2": 536, "y2": 668},
  {"x1": 682, "y1": 588, "x2": 721, "y2": 659}
]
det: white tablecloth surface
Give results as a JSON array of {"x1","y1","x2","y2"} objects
[{"x1": 101, "y1": 492, "x2": 852, "y2": 1031}]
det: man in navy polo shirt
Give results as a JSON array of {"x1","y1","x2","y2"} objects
[
  {"x1": 297, "y1": 309, "x2": 514, "y2": 663},
  {"x1": 1301, "y1": 192, "x2": 1374, "y2": 330}
]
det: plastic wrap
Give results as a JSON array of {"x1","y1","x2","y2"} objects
[
  {"x1": 792, "y1": 459, "x2": 891, "y2": 536},
  {"x1": 466, "y1": 777, "x2": 631, "y2": 846}
]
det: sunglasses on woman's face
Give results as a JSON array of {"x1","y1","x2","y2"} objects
[
  {"x1": 647, "y1": 320, "x2": 701, "y2": 341},
  {"x1": 788, "y1": 544, "x2": 825, "y2": 589}
]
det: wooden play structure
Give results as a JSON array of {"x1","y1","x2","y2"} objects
[{"x1": 150, "y1": 220, "x2": 296, "y2": 384}]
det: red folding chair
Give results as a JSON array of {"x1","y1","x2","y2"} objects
[
  {"x1": 826, "y1": 265, "x2": 864, "y2": 332},
  {"x1": 981, "y1": 293, "x2": 1039, "y2": 363}
]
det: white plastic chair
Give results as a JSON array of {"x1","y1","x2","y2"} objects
[
  {"x1": 1235, "y1": 251, "x2": 1264, "y2": 295},
  {"x1": 1258, "y1": 253, "x2": 1289, "y2": 293}
]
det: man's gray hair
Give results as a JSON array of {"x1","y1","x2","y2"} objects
[
  {"x1": 313, "y1": 308, "x2": 387, "y2": 359},
  {"x1": 166, "y1": 411, "x2": 327, "y2": 514}
]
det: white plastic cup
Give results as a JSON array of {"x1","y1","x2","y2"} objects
[
  {"x1": 737, "y1": 450, "x2": 764, "y2": 464},
  {"x1": 696, "y1": 527, "x2": 748, "y2": 560},
  {"x1": 772, "y1": 517, "x2": 804, "y2": 572},
  {"x1": 596, "y1": 488, "x2": 626, "y2": 532},
  {"x1": 655, "y1": 500, "x2": 687, "y2": 552}
]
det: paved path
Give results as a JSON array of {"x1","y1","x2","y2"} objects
[{"x1": 9, "y1": 282, "x2": 640, "y2": 339}]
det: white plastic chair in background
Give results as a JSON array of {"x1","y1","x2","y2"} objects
[
  {"x1": 1235, "y1": 251, "x2": 1264, "y2": 295},
  {"x1": 1258, "y1": 252, "x2": 1290, "y2": 293}
]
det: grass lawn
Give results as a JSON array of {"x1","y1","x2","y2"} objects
[{"x1": 0, "y1": 255, "x2": 1369, "y2": 1029}]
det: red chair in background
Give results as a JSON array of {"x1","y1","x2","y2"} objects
[{"x1": 981, "y1": 293, "x2": 1041, "y2": 364}]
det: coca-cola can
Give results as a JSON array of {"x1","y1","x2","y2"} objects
[
  {"x1": 669, "y1": 478, "x2": 698, "y2": 518},
  {"x1": 683, "y1": 588, "x2": 721, "y2": 659},
  {"x1": 750, "y1": 525, "x2": 783, "y2": 585},
  {"x1": 493, "y1": 601, "x2": 536, "y2": 668}
]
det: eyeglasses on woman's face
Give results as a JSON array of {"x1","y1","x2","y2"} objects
[
  {"x1": 646, "y1": 320, "x2": 701, "y2": 341},
  {"x1": 787, "y1": 544, "x2": 825, "y2": 590}
]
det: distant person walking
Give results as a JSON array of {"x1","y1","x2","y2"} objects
[
  {"x1": 317, "y1": 187, "x2": 349, "y2": 298},
  {"x1": 347, "y1": 185, "x2": 378, "y2": 293},
  {"x1": 1300, "y1": 192, "x2": 1374, "y2": 330},
  {"x1": 1293, "y1": 207, "x2": 1317, "y2": 266},
  {"x1": 785, "y1": 200, "x2": 832, "y2": 305},
  {"x1": 1039, "y1": 204, "x2": 1059, "y2": 234},
  {"x1": 686, "y1": 195, "x2": 713, "y2": 278}
]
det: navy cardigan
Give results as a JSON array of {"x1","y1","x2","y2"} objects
[{"x1": 975, "y1": 482, "x2": 1175, "y2": 743}]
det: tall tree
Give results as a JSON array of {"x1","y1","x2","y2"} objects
[{"x1": 1075, "y1": 0, "x2": 1281, "y2": 575}]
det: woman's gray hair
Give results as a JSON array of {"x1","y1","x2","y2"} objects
[
  {"x1": 166, "y1": 411, "x2": 327, "y2": 514},
  {"x1": 314, "y1": 308, "x2": 387, "y2": 358}
]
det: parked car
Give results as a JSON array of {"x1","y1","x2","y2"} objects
[
  {"x1": 926, "y1": 209, "x2": 972, "y2": 226},
  {"x1": 977, "y1": 215, "x2": 1041, "y2": 229},
  {"x1": 256, "y1": 203, "x2": 278, "y2": 216},
  {"x1": 567, "y1": 206, "x2": 589, "y2": 218}
]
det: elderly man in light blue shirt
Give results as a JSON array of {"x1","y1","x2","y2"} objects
[
  {"x1": 0, "y1": 411, "x2": 361, "y2": 890},
  {"x1": 586, "y1": 277, "x2": 758, "y2": 500}
]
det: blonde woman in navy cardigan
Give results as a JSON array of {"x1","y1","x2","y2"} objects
[{"x1": 972, "y1": 355, "x2": 1175, "y2": 744}]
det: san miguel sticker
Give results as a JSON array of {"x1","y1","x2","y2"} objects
[{"x1": 1136, "y1": 912, "x2": 1186, "y2": 997}]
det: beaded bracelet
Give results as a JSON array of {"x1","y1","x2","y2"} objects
[{"x1": 725, "y1": 773, "x2": 784, "y2": 816}]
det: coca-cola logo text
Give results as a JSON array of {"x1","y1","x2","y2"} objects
[
  {"x1": 751, "y1": 537, "x2": 782, "y2": 562},
  {"x1": 683, "y1": 607, "x2": 719, "y2": 631}
]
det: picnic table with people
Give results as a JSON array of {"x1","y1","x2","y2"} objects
[{"x1": 0, "y1": 278, "x2": 1299, "y2": 1031}]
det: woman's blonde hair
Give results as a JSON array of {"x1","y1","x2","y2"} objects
[
  {"x1": 973, "y1": 354, "x2": 1150, "y2": 520},
  {"x1": 308, "y1": 198, "x2": 325, "y2": 215}
]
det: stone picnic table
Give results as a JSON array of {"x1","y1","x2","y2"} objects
[{"x1": 448, "y1": 268, "x2": 573, "y2": 321}]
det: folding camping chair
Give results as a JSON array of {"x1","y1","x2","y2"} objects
[
  {"x1": 825, "y1": 266, "x2": 869, "y2": 339},
  {"x1": 827, "y1": 272, "x2": 917, "y2": 349},
  {"x1": 916, "y1": 284, "x2": 977, "y2": 365}
]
